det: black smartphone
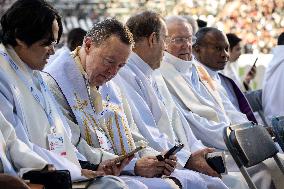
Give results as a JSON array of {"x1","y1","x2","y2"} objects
[
  {"x1": 23, "y1": 169, "x2": 72, "y2": 189},
  {"x1": 252, "y1": 57, "x2": 258, "y2": 68},
  {"x1": 205, "y1": 152, "x2": 227, "y2": 174},
  {"x1": 157, "y1": 143, "x2": 184, "y2": 161}
]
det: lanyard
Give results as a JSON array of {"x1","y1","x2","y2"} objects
[
  {"x1": 83, "y1": 74, "x2": 111, "y2": 120},
  {"x1": 0, "y1": 50, "x2": 55, "y2": 129}
]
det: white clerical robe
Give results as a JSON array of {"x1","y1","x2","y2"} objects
[
  {"x1": 0, "y1": 111, "x2": 47, "y2": 176},
  {"x1": 159, "y1": 52, "x2": 282, "y2": 189},
  {"x1": 160, "y1": 52, "x2": 232, "y2": 149},
  {"x1": 43, "y1": 49, "x2": 183, "y2": 189},
  {"x1": 115, "y1": 52, "x2": 233, "y2": 189},
  {"x1": 262, "y1": 45, "x2": 284, "y2": 122},
  {"x1": 221, "y1": 60, "x2": 245, "y2": 91},
  {"x1": 193, "y1": 60, "x2": 249, "y2": 125},
  {"x1": 0, "y1": 44, "x2": 135, "y2": 189}
]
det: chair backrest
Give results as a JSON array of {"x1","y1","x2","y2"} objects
[
  {"x1": 245, "y1": 89, "x2": 262, "y2": 112},
  {"x1": 271, "y1": 116, "x2": 284, "y2": 152},
  {"x1": 245, "y1": 89, "x2": 268, "y2": 126},
  {"x1": 224, "y1": 122, "x2": 278, "y2": 168}
]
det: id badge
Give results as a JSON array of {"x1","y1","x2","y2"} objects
[{"x1": 48, "y1": 133, "x2": 67, "y2": 157}]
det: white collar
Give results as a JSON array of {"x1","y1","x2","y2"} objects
[
  {"x1": 5, "y1": 45, "x2": 37, "y2": 81},
  {"x1": 193, "y1": 58, "x2": 221, "y2": 81},
  {"x1": 163, "y1": 51, "x2": 192, "y2": 73},
  {"x1": 128, "y1": 52, "x2": 154, "y2": 77}
]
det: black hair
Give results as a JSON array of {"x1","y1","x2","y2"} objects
[
  {"x1": 277, "y1": 32, "x2": 284, "y2": 45},
  {"x1": 67, "y1": 28, "x2": 87, "y2": 51},
  {"x1": 226, "y1": 33, "x2": 242, "y2": 50},
  {"x1": 85, "y1": 18, "x2": 133, "y2": 46},
  {"x1": 126, "y1": 11, "x2": 163, "y2": 42},
  {"x1": 0, "y1": 0, "x2": 63, "y2": 47},
  {"x1": 197, "y1": 19, "x2": 207, "y2": 28},
  {"x1": 193, "y1": 27, "x2": 220, "y2": 47}
]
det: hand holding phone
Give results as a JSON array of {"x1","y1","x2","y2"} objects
[
  {"x1": 113, "y1": 145, "x2": 147, "y2": 164},
  {"x1": 205, "y1": 152, "x2": 227, "y2": 174},
  {"x1": 156, "y1": 143, "x2": 184, "y2": 161}
]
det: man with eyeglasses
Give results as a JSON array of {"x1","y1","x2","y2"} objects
[
  {"x1": 159, "y1": 23, "x2": 282, "y2": 188},
  {"x1": 160, "y1": 21, "x2": 254, "y2": 151}
]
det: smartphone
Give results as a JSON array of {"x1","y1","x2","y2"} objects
[
  {"x1": 252, "y1": 57, "x2": 258, "y2": 68},
  {"x1": 114, "y1": 145, "x2": 146, "y2": 164},
  {"x1": 157, "y1": 143, "x2": 184, "y2": 161},
  {"x1": 205, "y1": 152, "x2": 227, "y2": 174}
]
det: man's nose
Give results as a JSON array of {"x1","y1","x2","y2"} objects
[
  {"x1": 49, "y1": 45, "x2": 55, "y2": 55},
  {"x1": 107, "y1": 65, "x2": 119, "y2": 77},
  {"x1": 221, "y1": 49, "x2": 229, "y2": 60},
  {"x1": 181, "y1": 40, "x2": 191, "y2": 49}
]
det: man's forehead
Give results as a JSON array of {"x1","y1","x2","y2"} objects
[
  {"x1": 169, "y1": 22, "x2": 192, "y2": 36},
  {"x1": 204, "y1": 31, "x2": 229, "y2": 45}
]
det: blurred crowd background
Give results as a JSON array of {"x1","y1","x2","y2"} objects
[
  {"x1": 1, "y1": 0, "x2": 284, "y2": 89},
  {"x1": 1, "y1": 0, "x2": 283, "y2": 53}
]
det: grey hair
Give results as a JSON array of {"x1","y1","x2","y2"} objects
[
  {"x1": 165, "y1": 15, "x2": 188, "y2": 26},
  {"x1": 181, "y1": 15, "x2": 198, "y2": 35},
  {"x1": 86, "y1": 18, "x2": 134, "y2": 47}
]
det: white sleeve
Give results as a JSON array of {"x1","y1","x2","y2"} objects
[
  {"x1": 173, "y1": 95, "x2": 228, "y2": 150},
  {"x1": 116, "y1": 75, "x2": 190, "y2": 167},
  {"x1": 0, "y1": 81, "x2": 83, "y2": 181}
]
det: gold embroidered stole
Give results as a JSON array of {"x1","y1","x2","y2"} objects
[
  {"x1": 196, "y1": 65, "x2": 225, "y2": 113},
  {"x1": 71, "y1": 47, "x2": 134, "y2": 155}
]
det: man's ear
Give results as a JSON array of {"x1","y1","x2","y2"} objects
[
  {"x1": 84, "y1": 37, "x2": 93, "y2": 54},
  {"x1": 147, "y1": 32, "x2": 157, "y2": 48},
  {"x1": 15, "y1": 39, "x2": 27, "y2": 48}
]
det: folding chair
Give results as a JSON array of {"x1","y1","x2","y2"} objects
[
  {"x1": 224, "y1": 122, "x2": 284, "y2": 189},
  {"x1": 271, "y1": 116, "x2": 284, "y2": 152}
]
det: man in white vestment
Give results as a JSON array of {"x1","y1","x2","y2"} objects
[
  {"x1": 114, "y1": 11, "x2": 246, "y2": 189},
  {"x1": 160, "y1": 25, "x2": 256, "y2": 151},
  {"x1": 0, "y1": 1, "x2": 138, "y2": 188},
  {"x1": 44, "y1": 18, "x2": 189, "y2": 189},
  {"x1": 149, "y1": 16, "x2": 278, "y2": 189},
  {"x1": 262, "y1": 32, "x2": 284, "y2": 122}
]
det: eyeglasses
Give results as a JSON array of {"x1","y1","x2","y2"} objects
[{"x1": 169, "y1": 36, "x2": 197, "y2": 45}]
